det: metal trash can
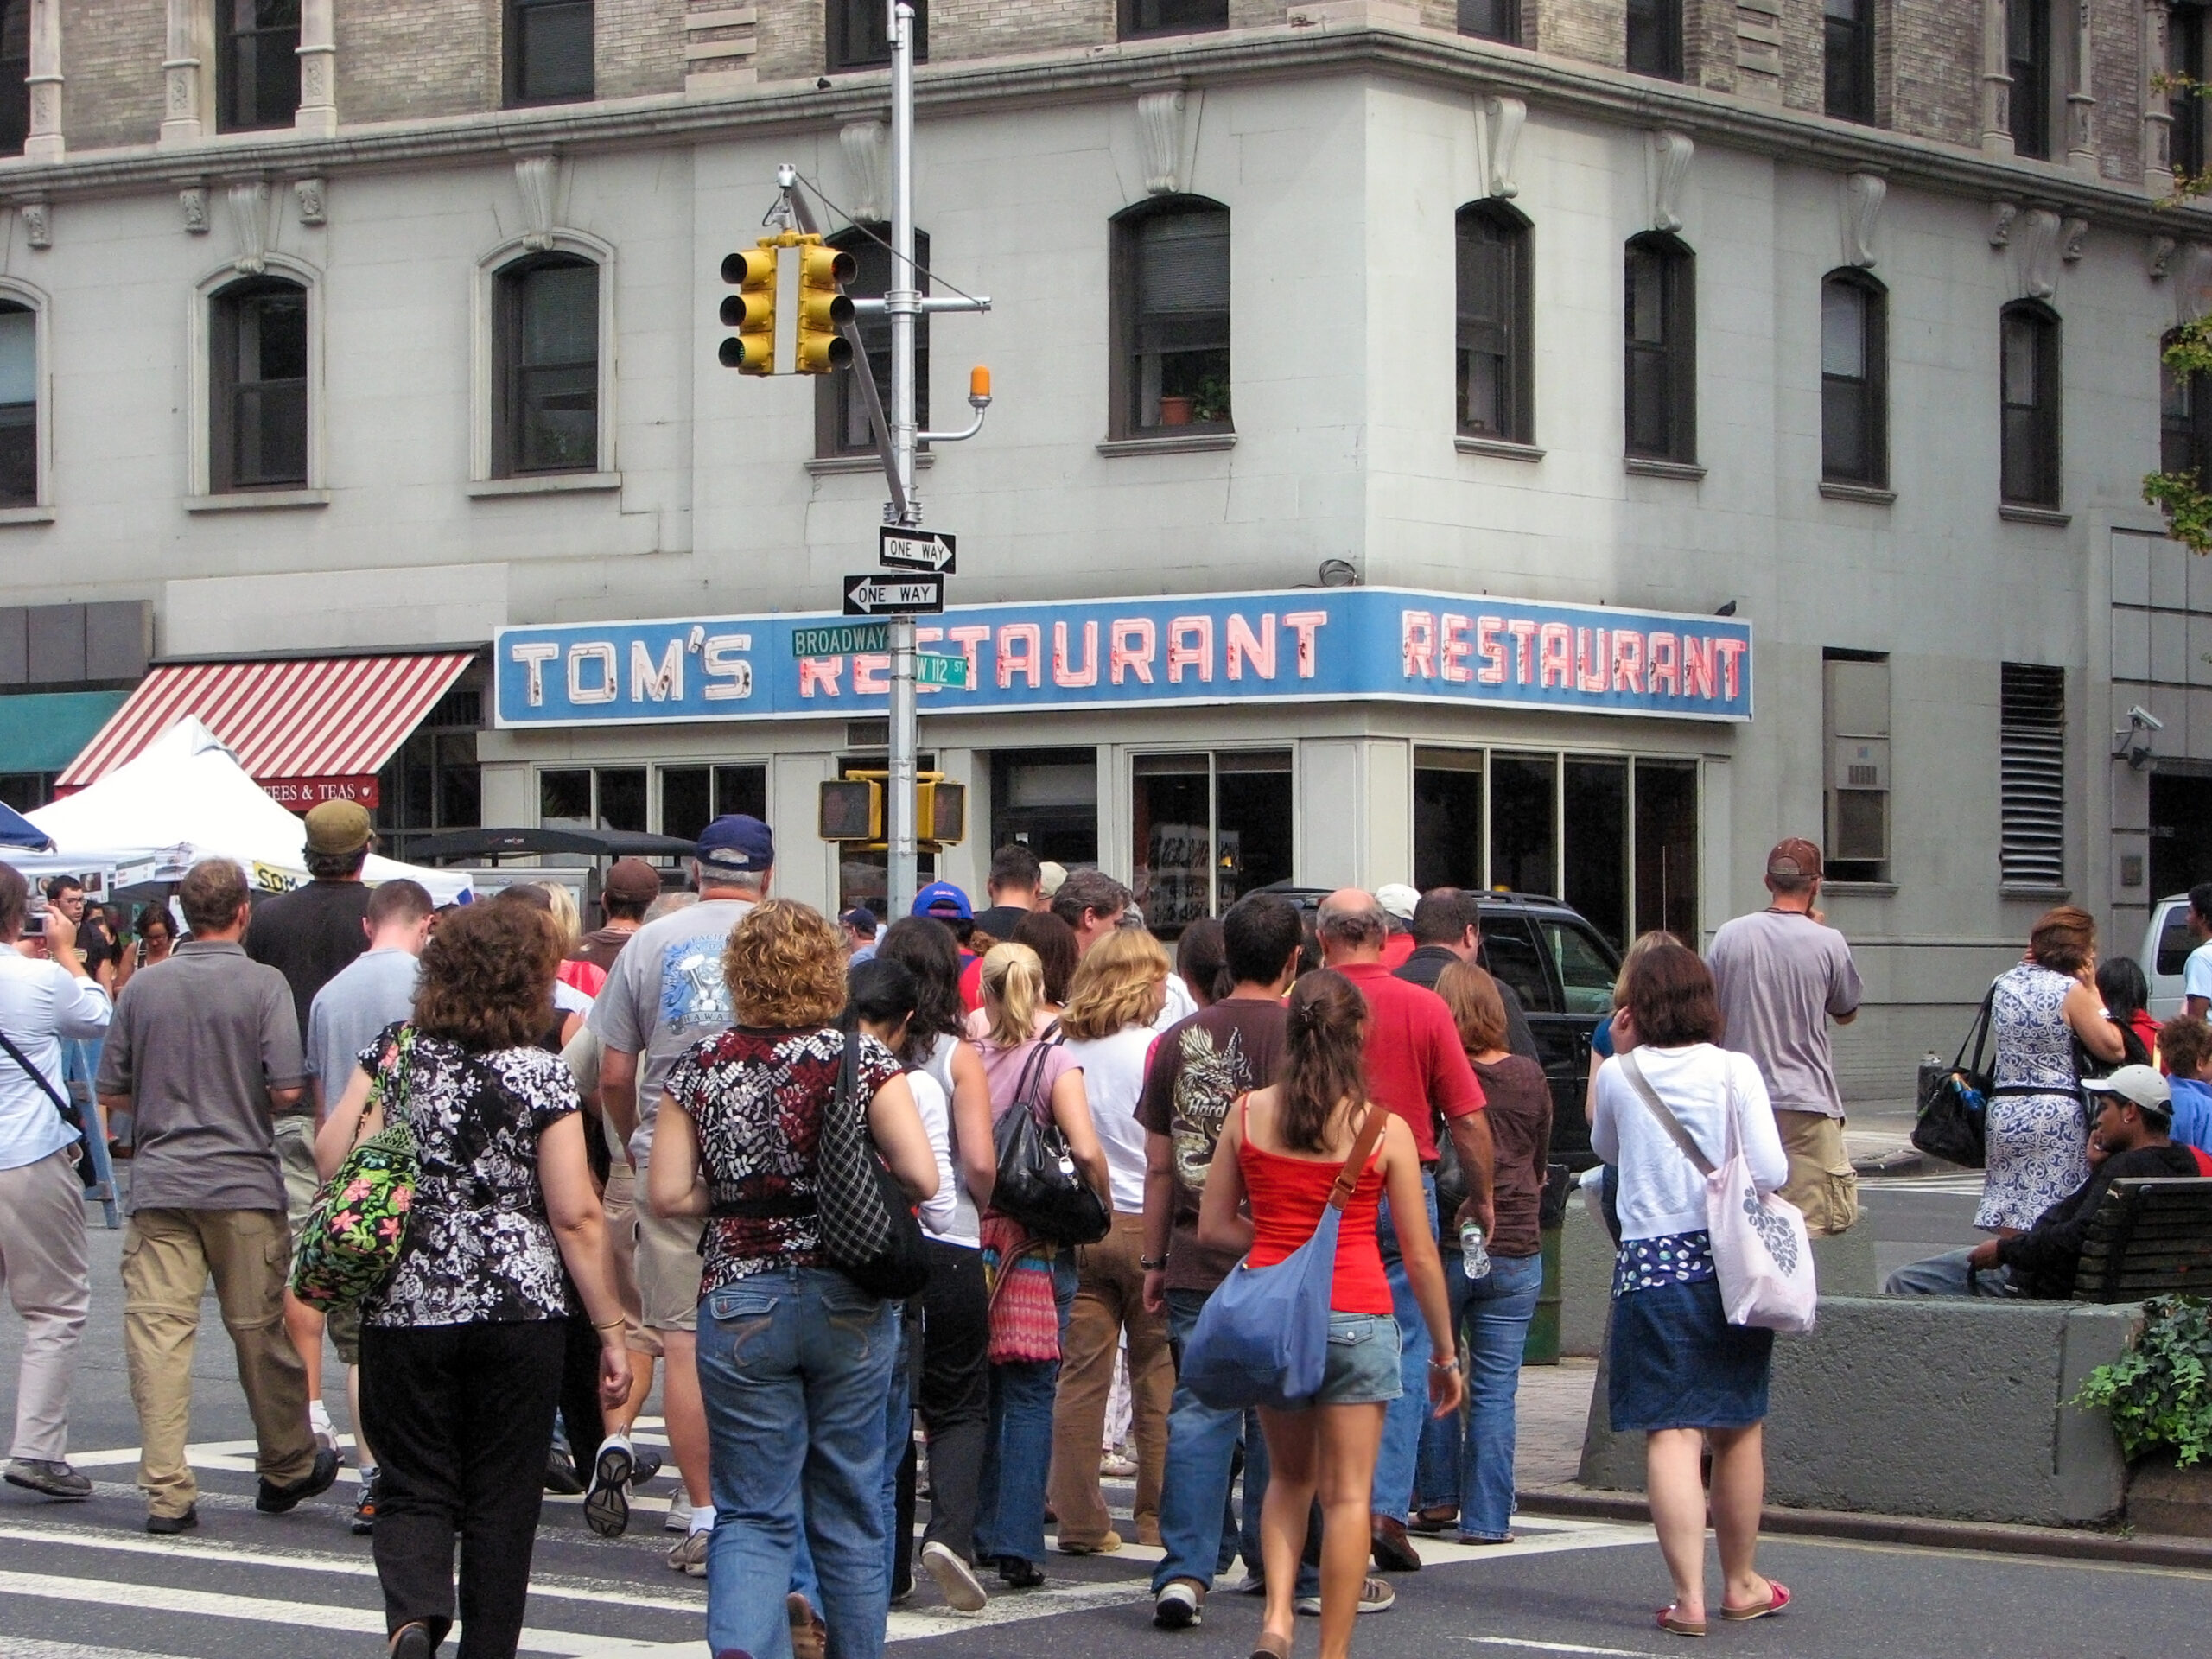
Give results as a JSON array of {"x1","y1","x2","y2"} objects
[{"x1": 1522, "y1": 1162, "x2": 1573, "y2": 1366}]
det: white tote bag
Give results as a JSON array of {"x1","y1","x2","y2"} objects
[{"x1": 1619, "y1": 1052, "x2": 1818, "y2": 1334}]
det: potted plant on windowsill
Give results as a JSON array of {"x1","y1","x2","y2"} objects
[
  {"x1": 1157, "y1": 394, "x2": 1194, "y2": 427},
  {"x1": 2075, "y1": 1294, "x2": 2212, "y2": 1536},
  {"x1": 1192, "y1": 376, "x2": 1230, "y2": 427}
]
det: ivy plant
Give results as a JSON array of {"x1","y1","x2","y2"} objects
[
  {"x1": 2074, "y1": 1295, "x2": 2212, "y2": 1467},
  {"x1": 2148, "y1": 321, "x2": 2212, "y2": 556}
]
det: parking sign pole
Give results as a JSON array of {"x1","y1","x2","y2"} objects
[{"x1": 886, "y1": 0, "x2": 921, "y2": 918}]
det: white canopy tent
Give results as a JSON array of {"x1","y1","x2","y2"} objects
[{"x1": 14, "y1": 717, "x2": 473, "y2": 906}]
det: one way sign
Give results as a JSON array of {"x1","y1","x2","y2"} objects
[
  {"x1": 879, "y1": 525, "x2": 957, "y2": 575},
  {"x1": 843, "y1": 573, "x2": 946, "y2": 615}
]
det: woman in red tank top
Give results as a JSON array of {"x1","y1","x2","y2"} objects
[{"x1": 1197, "y1": 970, "x2": 1461, "y2": 1659}]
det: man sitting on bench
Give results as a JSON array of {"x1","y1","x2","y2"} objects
[{"x1": 1885, "y1": 1066, "x2": 2202, "y2": 1298}]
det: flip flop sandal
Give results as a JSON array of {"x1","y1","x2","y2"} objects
[
  {"x1": 1719, "y1": 1581, "x2": 1792, "y2": 1622},
  {"x1": 1656, "y1": 1605, "x2": 1708, "y2": 1637}
]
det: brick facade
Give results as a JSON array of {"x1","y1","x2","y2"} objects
[
  {"x1": 1534, "y1": 0, "x2": 1621, "y2": 69},
  {"x1": 60, "y1": 0, "x2": 164, "y2": 153},
  {"x1": 600, "y1": 0, "x2": 687, "y2": 99},
  {"x1": 2094, "y1": 0, "x2": 2145, "y2": 182},
  {"x1": 338, "y1": 0, "x2": 502, "y2": 123},
  {"x1": 930, "y1": 0, "x2": 1115, "y2": 63},
  {"x1": 1889, "y1": 0, "x2": 1979, "y2": 149}
]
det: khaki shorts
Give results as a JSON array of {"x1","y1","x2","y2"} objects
[
  {"x1": 601, "y1": 1157, "x2": 663, "y2": 1358},
  {"x1": 632, "y1": 1158, "x2": 705, "y2": 1335},
  {"x1": 274, "y1": 1115, "x2": 321, "y2": 1230},
  {"x1": 1775, "y1": 1109, "x2": 1859, "y2": 1236}
]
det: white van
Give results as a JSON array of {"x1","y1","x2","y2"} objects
[{"x1": 2142, "y1": 893, "x2": 2204, "y2": 1020}]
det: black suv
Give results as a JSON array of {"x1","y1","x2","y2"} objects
[{"x1": 1249, "y1": 887, "x2": 1621, "y2": 1168}]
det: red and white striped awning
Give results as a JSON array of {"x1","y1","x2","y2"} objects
[{"x1": 56, "y1": 651, "x2": 475, "y2": 808}]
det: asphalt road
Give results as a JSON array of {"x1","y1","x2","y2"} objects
[{"x1": 2, "y1": 1177, "x2": 2203, "y2": 1659}]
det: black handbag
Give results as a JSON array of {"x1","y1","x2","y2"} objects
[
  {"x1": 990, "y1": 1033, "x2": 1111, "y2": 1245},
  {"x1": 1912, "y1": 984, "x2": 1993, "y2": 1168}
]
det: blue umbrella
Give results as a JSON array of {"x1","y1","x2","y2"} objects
[{"x1": 0, "y1": 799, "x2": 53, "y2": 850}]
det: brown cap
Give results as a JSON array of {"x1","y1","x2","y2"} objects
[
  {"x1": 1765, "y1": 837, "x2": 1823, "y2": 882},
  {"x1": 603, "y1": 857, "x2": 663, "y2": 905},
  {"x1": 303, "y1": 800, "x2": 374, "y2": 856}
]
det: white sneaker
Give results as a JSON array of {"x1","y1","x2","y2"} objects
[
  {"x1": 1153, "y1": 1580, "x2": 1204, "y2": 1630},
  {"x1": 920, "y1": 1541, "x2": 988, "y2": 1613},
  {"x1": 1295, "y1": 1578, "x2": 1395, "y2": 1618}
]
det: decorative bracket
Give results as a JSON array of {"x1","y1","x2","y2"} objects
[
  {"x1": 2150, "y1": 234, "x2": 2177, "y2": 282},
  {"x1": 1988, "y1": 200, "x2": 2019, "y2": 247},
  {"x1": 294, "y1": 178, "x2": 327, "y2": 228},
  {"x1": 1839, "y1": 172, "x2": 1885, "y2": 269},
  {"x1": 840, "y1": 121, "x2": 889, "y2": 225},
  {"x1": 227, "y1": 180, "x2": 270, "y2": 274},
  {"x1": 1647, "y1": 130, "x2": 1694, "y2": 234},
  {"x1": 1478, "y1": 95, "x2": 1525, "y2": 200},
  {"x1": 2060, "y1": 216, "x2": 2090, "y2": 264},
  {"x1": 20, "y1": 200, "x2": 49, "y2": 251},
  {"x1": 2177, "y1": 242, "x2": 2212, "y2": 326},
  {"x1": 1135, "y1": 79, "x2": 1191, "y2": 197},
  {"x1": 513, "y1": 152, "x2": 561, "y2": 251},
  {"x1": 2014, "y1": 207, "x2": 2063, "y2": 300},
  {"x1": 179, "y1": 184, "x2": 210, "y2": 235}
]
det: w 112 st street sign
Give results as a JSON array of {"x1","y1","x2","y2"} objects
[
  {"x1": 880, "y1": 525, "x2": 957, "y2": 574},
  {"x1": 843, "y1": 573, "x2": 946, "y2": 615}
]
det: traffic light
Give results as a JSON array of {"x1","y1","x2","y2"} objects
[
  {"x1": 819, "y1": 772, "x2": 966, "y2": 850},
  {"x1": 819, "y1": 778, "x2": 882, "y2": 842},
  {"x1": 796, "y1": 241, "x2": 857, "y2": 374},
  {"x1": 719, "y1": 243, "x2": 779, "y2": 374},
  {"x1": 918, "y1": 779, "x2": 966, "y2": 846}
]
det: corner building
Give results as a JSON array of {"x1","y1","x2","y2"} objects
[{"x1": 2, "y1": 2, "x2": 2208, "y2": 1098}]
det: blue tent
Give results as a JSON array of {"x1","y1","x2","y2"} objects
[{"x1": 0, "y1": 799, "x2": 52, "y2": 850}]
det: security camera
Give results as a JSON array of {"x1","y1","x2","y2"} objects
[{"x1": 2127, "y1": 704, "x2": 2164, "y2": 734}]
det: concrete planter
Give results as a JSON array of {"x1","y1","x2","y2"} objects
[{"x1": 2128, "y1": 1454, "x2": 2212, "y2": 1538}]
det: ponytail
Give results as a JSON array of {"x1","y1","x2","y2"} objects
[
  {"x1": 980, "y1": 942, "x2": 1045, "y2": 1048},
  {"x1": 1276, "y1": 969, "x2": 1370, "y2": 1154}
]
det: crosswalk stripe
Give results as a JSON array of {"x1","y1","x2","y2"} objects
[{"x1": 0, "y1": 1638, "x2": 179, "y2": 1659}]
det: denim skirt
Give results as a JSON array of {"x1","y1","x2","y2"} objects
[
  {"x1": 1606, "y1": 1276, "x2": 1774, "y2": 1433},
  {"x1": 1274, "y1": 1312, "x2": 1402, "y2": 1411}
]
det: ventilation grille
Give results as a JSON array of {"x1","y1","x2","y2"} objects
[{"x1": 2000, "y1": 664, "x2": 2066, "y2": 887}]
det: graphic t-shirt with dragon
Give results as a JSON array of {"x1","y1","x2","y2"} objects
[{"x1": 1135, "y1": 997, "x2": 1286, "y2": 1295}]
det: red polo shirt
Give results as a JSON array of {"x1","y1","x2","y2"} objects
[{"x1": 1333, "y1": 959, "x2": 1485, "y2": 1161}]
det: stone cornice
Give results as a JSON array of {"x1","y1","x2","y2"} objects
[{"x1": 2, "y1": 21, "x2": 2206, "y2": 237}]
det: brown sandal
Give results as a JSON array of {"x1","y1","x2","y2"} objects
[
  {"x1": 1251, "y1": 1631, "x2": 1292, "y2": 1659},
  {"x1": 1656, "y1": 1605, "x2": 1707, "y2": 1638}
]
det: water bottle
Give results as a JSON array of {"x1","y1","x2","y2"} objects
[{"x1": 1460, "y1": 1219, "x2": 1491, "y2": 1281}]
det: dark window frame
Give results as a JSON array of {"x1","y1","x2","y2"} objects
[
  {"x1": 217, "y1": 0, "x2": 302, "y2": 133},
  {"x1": 208, "y1": 276, "x2": 309, "y2": 495},
  {"x1": 2008, "y1": 0, "x2": 2052, "y2": 160},
  {"x1": 1110, "y1": 194, "x2": 1233, "y2": 441},
  {"x1": 1118, "y1": 0, "x2": 1230, "y2": 41},
  {"x1": 1626, "y1": 0, "x2": 1684, "y2": 81},
  {"x1": 827, "y1": 0, "x2": 926, "y2": 69},
  {"x1": 1820, "y1": 269, "x2": 1888, "y2": 487},
  {"x1": 1457, "y1": 0, "x2": 1520, "y2": 44},
  {"x1": 815, "y1": 224, "x2": 929, "y2": 460},
  {"x1": 1999, "y1": 299, "x2": 2062, "y2": 508},
  {"x1": 1624, "y1": 232, "x2": 1695, "y2": 464},
  {"x1": 505, "y1": 0, "x2": 595, "y2": 108},
  {"x1": 1822, "y1": 0, "x2": 1876, "y2": 124},
  {"x1": 2163, "y1": 327, "x2": 2212, "y2": 491},
  {"x1": 0, "y1": 297, "x2": 35, "y2": 509},
  {"x1": 2177, "y1": 3, "x2": 2209, "y2": 179},
  {"x1": 493, "y1": 251, "x2": 601, "y2": 478},
  {"x1": 1456, "y1": 200, "x2": 1534, "y2": 445},
  {"x1": 0, "y1": 0, "x2": 30, "y2": 157}
]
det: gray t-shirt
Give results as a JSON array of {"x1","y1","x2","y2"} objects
[
  {"x1": 587, "y1": 897, "x2": 755, "y2": 1163},
  {"x1": 95, "y1": 939, "x2": 303, "y2": 1213},
  {"x1": 306, "y1": 947, "x2": 420, "y2": 1114},
  {"x1": 1707, "y1": 907, "x2": 1863, "y2": 1118}
]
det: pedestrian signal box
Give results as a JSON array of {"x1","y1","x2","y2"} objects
[{"x1": 818, "y1": 772, "x2": 965, "y2": 851}]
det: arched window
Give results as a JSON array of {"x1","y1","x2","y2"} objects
[
  {"x1": 493, "y1": 253, "x2": 601, "y2": 476},
  {"x1": 210, "y1": 276, "x2": 308, "y2": 493},
  {"x1": 1111, "y1": 194, "x2": 1230, "y2": 439},
  {"x1": 1999, "y1": 300, "x2": 2061, "y2": 508},
  {"x1": 1456, "y1": 201, "x2": 1533, "y2": 444},
  {"x1": 219, "y1": 0, "x2": 301, "y2": 132},
  {"x1": 1624, "y1": 232, "x2": 1694, "y2": 463},
  {"x1": 2161, "y1": 329, "x2": 2212, "y2": 491},
  {"x1": 816, "y1": 226, "x2": 928, "y2": 460},
  {"x1": 0, "y1": 300, "x2": 34, "y2": 507},
  {"x1": 1821, "y1": 270, "x2": 1886, "y2": 487}
]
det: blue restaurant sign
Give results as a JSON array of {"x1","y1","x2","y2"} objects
[{"x1": 494, "y1": 587, "x2": 1752, "y2": 728}]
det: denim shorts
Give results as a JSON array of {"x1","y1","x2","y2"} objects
[{"x1": 1279, "y1": 1313, "x2": 1402, "y2": 1410}]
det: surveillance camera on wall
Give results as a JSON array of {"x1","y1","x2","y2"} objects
[{"x1": 2126, "y1": 705, "x2": 2164, "y2": 733}]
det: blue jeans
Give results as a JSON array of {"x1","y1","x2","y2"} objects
[
  {"x1": 1884, "y1": 1248, "x2": 2019, "y2": 1298},
  {"x1": 696, "y1": 1266, "x2": 899, "y2": 1659},
  {"x1": 975, "y1": 1249, "x2": 1077, "y2": 1567},
  {"x1": 788, "y1": 1306, "x2": 911, "y2": 1615},
  {"x1": 1370, "y1": 1170, "x2": 1438, "y2": 1519},
  {"x1": 1412, "y1": 1252, "x2": 1541, "y2": 1539},
  {"x1": 1154, "y1": 1290, "x2": 1319, "y2": 1597}
]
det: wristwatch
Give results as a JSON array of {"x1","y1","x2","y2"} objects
[{"x1": 1140, "y1": 1255, "x2": 1170, "y2": 1272}]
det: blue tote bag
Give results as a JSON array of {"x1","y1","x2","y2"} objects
[{"x1": 1180, "y1": 1102, "x2": 1389, "y2": 1412}]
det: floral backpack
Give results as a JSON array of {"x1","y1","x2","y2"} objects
[{"x1": 289, "y1": 1027, "x2": 420, "y2": 1310}]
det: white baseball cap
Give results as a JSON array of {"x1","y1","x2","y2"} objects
[{"x1": 2082, "y1": 1065, "x2": 2173, "y2": 1122}]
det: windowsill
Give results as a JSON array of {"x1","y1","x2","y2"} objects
[
  {"x1": 184, "y1": 488, "x2": 330, "y2": 512},
  {"x1": 1999, "y1": 883, "x2": 2072, "y2": 900},
  {"x1": 467, "y1": 471, "x2": 622, "y2": 498},
  {"x1": 0, "y1": 505, "x2": 54, "y2": 524},
  {"x1": 1455, "y1": 435, "x2": 1545, "y2": 462},
  {"x1": 805, "y1": 453, "x2": 934, "y2": 477},
  {"x1": 1097, "y1": 432, "x2": 1237, "y2": 458},
  {"x1": 1624, "y1": 456, "x2": 1706, "y2": 481},
  {"x1": 1819, "y1": 480, "x2": 1896, "y2": 505},
  {"x1": 1820, "y1": 880, "x2": 1898, "y2": 897},
  {"x1": 1999, "y1": 503, "x2": 2070, "y2": 527}
]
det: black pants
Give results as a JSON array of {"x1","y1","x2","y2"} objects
[
  {"x1": 360, "y1": 1320, "x2": 566, "y2": 1659},
  {"x1": 556, "y1": 1306, "x2": 605, "y2": 1467},
  {"x1": 917, "y1": 1238, "x2": 989, "y2": 1558}
]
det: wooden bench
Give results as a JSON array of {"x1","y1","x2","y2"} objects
[{"x1": 2072, "y1": 1177, "x2": 2212, "y2": 1303}]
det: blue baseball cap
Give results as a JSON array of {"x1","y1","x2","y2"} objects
[
  {"x1": 696, "y1": 814, "x2": 775, "y2": 874},
  {"x1": 912, "y1": 880, "x2": 972, "y2": 921}
]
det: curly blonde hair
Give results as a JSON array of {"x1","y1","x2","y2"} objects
[
  {"x1": 1060, "y1": 926, "x2": 1171, "y2": 1040},
  {"x1": 722, "y1": 899, "x2": 849, "y2": 1029}
]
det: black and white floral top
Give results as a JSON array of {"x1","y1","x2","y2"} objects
[
  {"x1": 357, "y1": 1023, "x2": 581, "y2": 1329},
  {"x1": 1611, "y1": 1230, "x2": 1716, "y2": 1299}
]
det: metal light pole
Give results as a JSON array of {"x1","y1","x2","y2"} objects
[{"x1": 886, "y1": 0, "x2": 921, "y2": 918}]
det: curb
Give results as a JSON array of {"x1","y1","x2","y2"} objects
[{"x1": 1515, "y1": 1486, "x2": 2212, "y2": 1571}]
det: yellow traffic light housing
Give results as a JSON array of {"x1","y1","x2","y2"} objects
[
  {"x1": 918, "y1": 779, "x2": 966, "y2": 846},
  {"x1": 819, "y1": 778, "x2": 882, "y2": 842},
  {"x1": 796, "y1": 241, "x2": 857, "y2": 375},
  {"x1": 719, "y1": 244, "x2": 779, "y2": 374},
  {"x1": 820, "y1": 772, "x2": 965, "y2": 851}
]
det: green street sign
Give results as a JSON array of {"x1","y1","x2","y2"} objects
[
  {"x1": 916, "y1": 652, "x2": 969, "y2": 688},
  {"x1": 791, "y1": 622, "x2": 888, "y2": 657}
]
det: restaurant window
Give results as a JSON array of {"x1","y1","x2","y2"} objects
[
  {"x1": 990, "y1": 748, "x2": 1100, "y2": 870},
  {"x1": 1458, "y1": 0, "x2": 1519, "y2": 43},
  {"x1": 506, "y1": 0, "x2": 594, "y2": 106},
  {"x1": 659, "y1": 763, "x2": 766, "y2": 845},
  {"x1": 1632, "y1": 758, "x2": 1698, "y2": 940},
  {"x1": 1458, "y1": 201, "x2": 1533, "y2": 445},
  {"x1": 2008, "y1": 0, "x2": 2052, "y2": 160},
  {"x1": 2162, "y1": 328, "x2": 2212, "y2": 490},
  {"x1": 1413, "y1": 748, "x2": 1484, "y2": 893},
  {"x1": 1112, "y1": 196, "x2": 1231, "y2": 439},
  {"x1": 375, "y1": 683, "x2": 484, "y2": 866},
  {"x1": 1999, "y1": 663, "x2": 2066, "y2": 888},
  {"x1": 2000, "y1": 300, "x2": 2061, "y2": 509},
  {"x1": 1823, "y1": 0, "x2": 1875, "y2": 124},
  {"x1": 1824, "y1": 650, "x2": 1891, "y2": 884},
  {"x1": 219, "y1": 0, "x2": 300, "y2": 132},
  {"x1": 1624, "y1": 233, "x2": 1695, "y2": 464},
  {"x1": 0, "y1": 300, "x2": 35, "y2": 508},
  {"x1": 494, "y1": 253, "x2": 600, "y2": 476},
  {"x1": 1626, "y1": 0, "x2": 1682, "y2": 80},
  {"x1": 2176, "y1": 4, "x2": 2209, "y2": 180},
  {"x1": 1564, "y1": 759, "x2": 1628, "y2": 950},
  {"x1": 0, "y1": 1, "x2": 28, "y2": 156},
  {"x1": 1131, "y1": 750, "x2": 1291, "y2": 937},
  {"x1": 1821, "y1": 270, "x2": 1887, "y2": 487},
  {"x1": 1119, "y1": 0, "x2": 1228, "y2": 39},
  {"x1": 540, "y1": 766, "x2": 647, "y2": 834},
  {"x1": 209, "y1": 276, "x2": 308, "y2": 493},
  {"x1": 828, "y1": 0, "x2": 925, "y2": 68},
  {"x1": 818, "y1": 226, "x2": 928, "y2": 458},
  {"x1": 1490, "y1": 753, "x2": 1557, "y2": 897}
]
